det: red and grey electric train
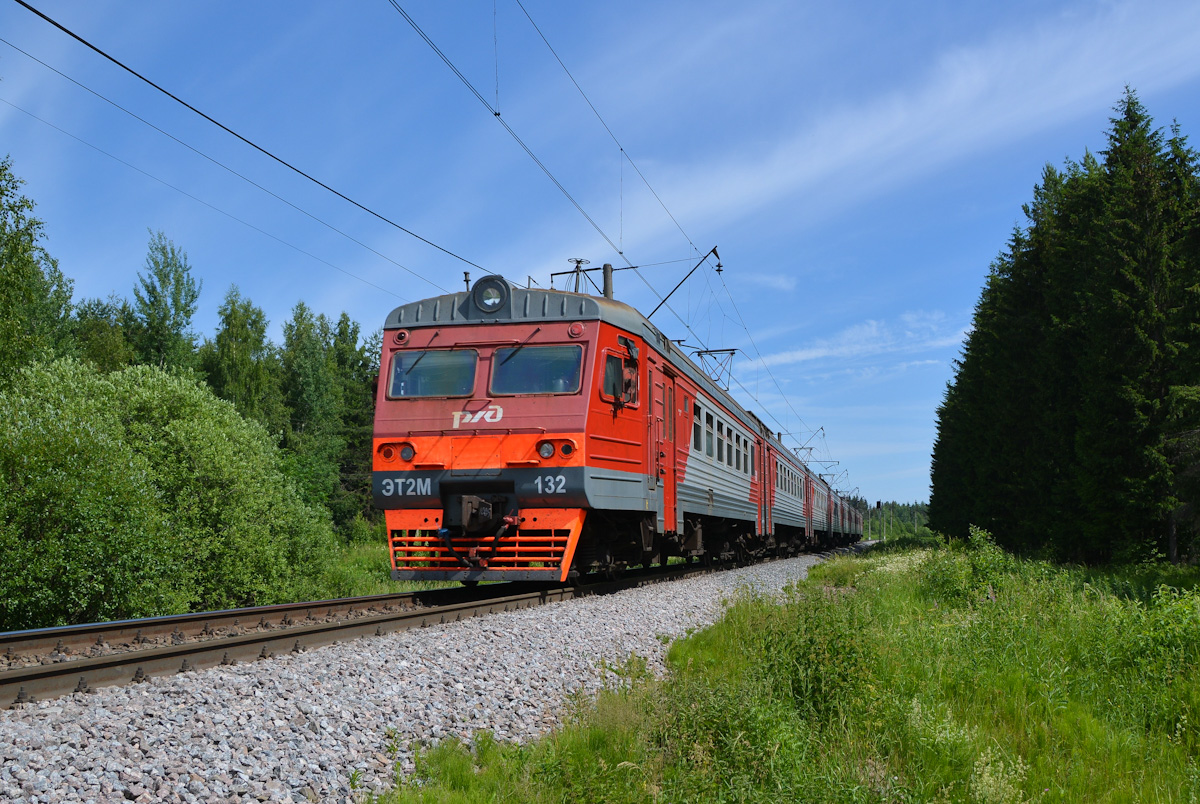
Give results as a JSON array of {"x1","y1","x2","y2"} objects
[{"x1": 372, "y1": 273, "x2": 862, "y2": 583}]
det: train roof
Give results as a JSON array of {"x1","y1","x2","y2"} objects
[
  {"x1": 383, "y1": 275, "x2": 838, "y2": 498},
  {"x1": 383, "y1": 276, "x2": 650, "y2": 335}
]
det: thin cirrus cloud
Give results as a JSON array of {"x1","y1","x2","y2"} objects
[
  {"x1": 655, "y1": 1, "x2": 1200, "y2": 233},
  {"x1": 740, "y1": 272, "x2": 798, "y2": 292},
  {"x1": 744, "y1": 312, "x2": 969, "y2": 370}
]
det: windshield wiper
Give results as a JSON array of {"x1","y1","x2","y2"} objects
[
  {"x1": 404, "y1": 350, "x2": 428, "y2": 375},
  {"x1": 499, "y1": 327, "x2": 542, "y2": 365}
]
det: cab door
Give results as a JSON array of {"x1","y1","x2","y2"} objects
[
  {"x1": 649, "y1": 363, "x2": 678, "y2": 533},
  {"x1": 755, "y1": 439, "x2": 766, "y2": 536},
  {"x1": 805, "y1": 475, "x2": 815, "y2": 542},
  {"x1": 761, "y1": 444, "x2": 773, "y2": 537}
]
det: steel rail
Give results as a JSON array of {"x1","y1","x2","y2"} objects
[
  {"x1": 0, "y1": 561, "x2": 730, "y2": 708},
  {"x1": 1, "y1": 544, "x2": 875, "y2": 708},
  {"x1": 0, "y1": 585, "x2": 514, "y2": 660}
]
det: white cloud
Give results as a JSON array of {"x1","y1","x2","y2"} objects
[
  {"x1": 739, "y1": 272, "x2": 797, "y2": 292},
  {"x1": 645, "y1": 1, "x2": 1200, "y2": 236},
  {"x1": 744, "y1": 312, "x2": 967, "y2": 370}
]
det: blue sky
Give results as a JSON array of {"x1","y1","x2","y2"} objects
[{"x1": 3, "y1": 1, "x2": 1200, "y2": 504}]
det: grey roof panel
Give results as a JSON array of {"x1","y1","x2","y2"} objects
[{"x1": 383, "y1": 278, "x2": 651, "y2": 336}]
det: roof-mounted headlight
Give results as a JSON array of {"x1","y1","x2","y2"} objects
[{"x1": 472, "y1": 275, "x2": 510, "y2": 314}]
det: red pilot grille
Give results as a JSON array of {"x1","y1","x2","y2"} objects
[{"x1": 385, "y1": 509, "x2": 586, "y2": 582}]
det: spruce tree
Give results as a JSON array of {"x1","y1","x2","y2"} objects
[
  {"x1": 131, "y1": 230, "x2": 201, "y2": 370},
  {"x1": 200, "y1": 286, "x2": 287, "y2": 433},
  {"x1": 931, "y1": 90, "x2": 1200, "y2": 562},
  {"x1": 280, "y1": 301, "x2": 344, "y2": 517}
]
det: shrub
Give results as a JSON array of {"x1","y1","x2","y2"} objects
[
  {"x1": 0, "y1": 359, "x2": 337, "y2": 628},
  {"x1": 918, "y1": 526, "x2": 1015, "y2": 606},
  {"x1": 765, "y1": 586, "x2": 872, "y2": 723},
  {"x1": 918, "y1": 545, "x2": 973, "y2": 604}
]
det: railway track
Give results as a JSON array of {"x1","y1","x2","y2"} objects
[
  {"x1": 0, "y1": 561, "x2": 728, "y2": 708},
  {"x1": 2, "y1": 544, "x2": 874, "y2": 708}
]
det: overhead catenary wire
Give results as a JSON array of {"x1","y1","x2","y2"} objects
[
  {"x1": 512, "y1": 0, "x2": 703, "y2": 259},
  {"x1": 503, "y1": 9, "x2": 845, "y2": 470},
  {"x1": 11, "y1": 0, "x2": 480, "y2": 280},
  {"x1": 0, "y1": 96, "x2": 407, "y2": 300},
  {"x1": 384, "y1": 0, "x2": 700, "y2": 343},
  {"x1": 508, "y1": 2, "x2": 837, "y2": 467},
  {"x1": 492, "y1": 0, "x2": 500, "y2": 112},
  {"x1": 15, "y1": 1, "x2": 841, "y2": 474},
  {"x1": 385, "y1": 2, "x2": 620, "y2": 259},
  {"x1": 717, "y1": 269, "x2": 828, "y2": 458},
  {"x1": 506, "y1": 0, "x2": 739, "y2": 367},
  {"x1": 12, "y1": 1, "x2": 706, "y2": 356},
  {"x1": 0, "y1": 35, "x2": 445, "y2": 296}
]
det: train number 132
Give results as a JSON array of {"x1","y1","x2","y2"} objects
[{"x1": 534, "y1": 475, "x2": 567, "y2": 494}]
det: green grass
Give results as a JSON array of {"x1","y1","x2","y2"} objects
[
  {"x1": 366, "y1": 532, "x2": 1200, "y2": 803},
  {"x1": 310, "y1": 517, "x2": 455, "y2": 600}
]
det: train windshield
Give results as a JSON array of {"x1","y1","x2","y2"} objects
[
  {"x1": 388, "y1": 349, "x2": 477, "y2": 398},
  {"x1": 490, "y1": 344, "x2": 583, "y2": 395}
]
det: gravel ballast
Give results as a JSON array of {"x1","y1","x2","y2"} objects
[{"x1": 0, "y1": 556, "x2": 821, "y2": 803}]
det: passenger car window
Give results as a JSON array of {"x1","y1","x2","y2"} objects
[
  {"x1": 388, "y1": 349, "x2": 476, "y2": 398},
  {"x1": 492, "y1": 344, "x2": 583, "y2": 395}
]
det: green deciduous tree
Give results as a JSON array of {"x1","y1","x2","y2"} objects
[
  {"x1": 74, "y1": 294, "x2": 136, "y2": 372},
  {"x1": 273, "y1": 303, "x2": 381, "y2": 537},
  {"x1": 282, "y1": 301, "x2": 341, "y2": 431},
  {"x1": 0, "y1": 156, "x2": 73, "y2": 376},
  {"x1": 329, "y1": 314, "x2": 381, "y2": 532},
  {"x1": 0, "y1": 359, "x2": 337, "y2": 629},
  {"x1": 280, "y1": 300, "x2": 344, "y2": 515}
]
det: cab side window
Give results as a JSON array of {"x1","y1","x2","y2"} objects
[
  {"x1": 602, "y1": 355, "x2": 623, "y2": 398},
  {"x1": 601, "y1": 351, "x2": 638, "y2": 405}
]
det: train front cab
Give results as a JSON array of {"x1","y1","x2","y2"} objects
[
  {"x1": 374, "y1": 326, "x2": 590, "y2": 581},
  {"x1": 373, "y1": 280, "x2": 654, "y2": 583}
]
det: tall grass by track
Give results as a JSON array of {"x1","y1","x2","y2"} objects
[
  {"x1": 367, "y1": 531, "x2": 1200, "y2": 803},
  {"x1": 312, "y1": 517, "x2": 453, "y2": 600}
]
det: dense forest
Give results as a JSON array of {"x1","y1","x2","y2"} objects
[
  {"x1": 930, "y1": 90, "x2": 1200, "y2": 564},
  {"x1": 847, "y1": 498, "x2": 929, "y2": 542},
  {"x1": 0, "y1": 154, "x2": 381, "y2": 628}
]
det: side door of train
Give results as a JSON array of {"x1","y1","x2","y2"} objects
[{"x1": 647, "y1": 358, "x2": 679, "y2": 534}]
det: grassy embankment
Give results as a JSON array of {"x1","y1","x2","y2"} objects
[{"x1": 362, "y1": 531, "x2": 1200, "y2": 803}]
